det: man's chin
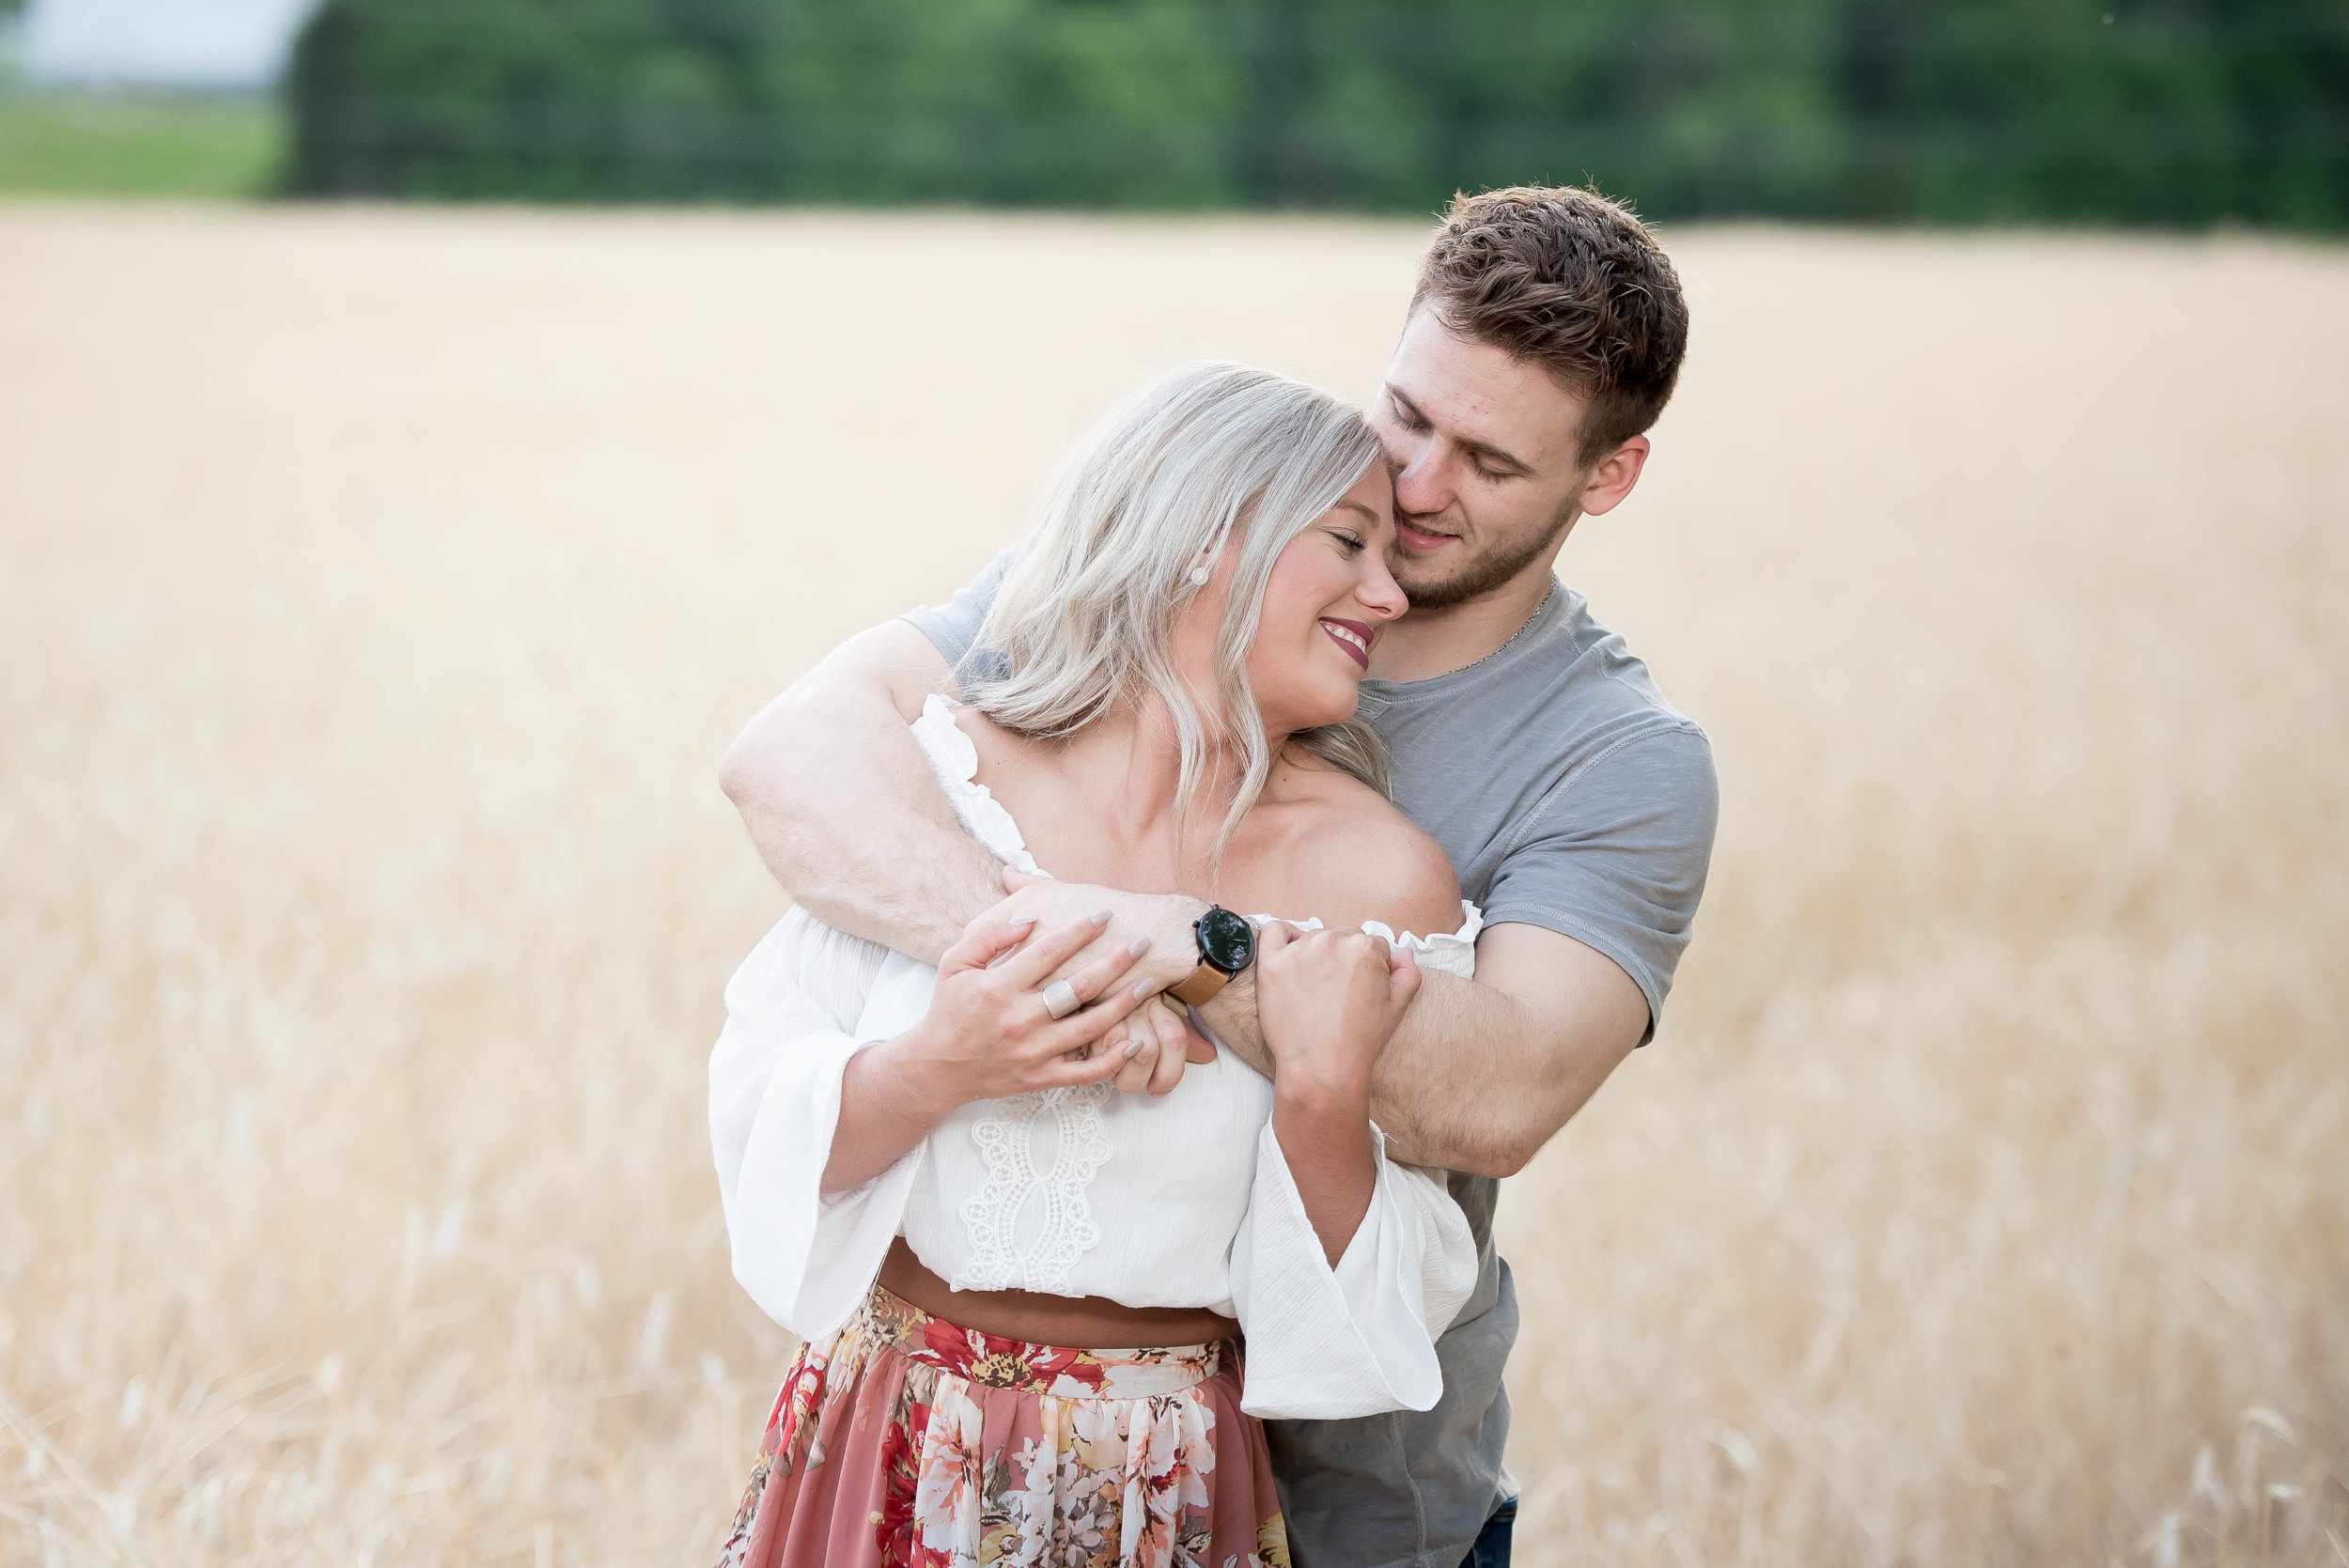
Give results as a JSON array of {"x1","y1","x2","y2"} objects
[{"x1": 1392, "y1": 559, "x2": 1490, "y2": 612}]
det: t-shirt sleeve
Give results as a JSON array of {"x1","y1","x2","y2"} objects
[
  {"x1": 897, "y1": 545, "x2": 1019, "y2": 678},
  {"x1": 1478, "y1": 723, "x2": 1719, "y2": 1044}
]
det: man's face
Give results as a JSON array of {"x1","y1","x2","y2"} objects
[{"x1": 1372, "y1": 305, "x2": 1595, "y2": 611}]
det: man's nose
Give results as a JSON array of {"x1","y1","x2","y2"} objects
[{"x1": 1392, "y1": 443, "x2": 1451, "y2": 519}]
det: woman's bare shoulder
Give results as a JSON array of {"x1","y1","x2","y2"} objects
[{"x1": 1258, "y1": 767, "x2": 1463, "y2": 939}]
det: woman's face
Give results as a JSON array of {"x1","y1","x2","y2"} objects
[{"x1": 1245, "y1": 464, "x2": 1409, "y2": 736}]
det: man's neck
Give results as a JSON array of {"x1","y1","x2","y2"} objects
[{"x1": 1371, "y1": 562, "x2": 1559, "y2": 684}]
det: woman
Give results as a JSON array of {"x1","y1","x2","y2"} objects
[{"x1": 708, "y1": 363, "x2": 1483, "y2": 1568}]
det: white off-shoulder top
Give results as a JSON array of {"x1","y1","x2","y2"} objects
[{"x1": 708, "y1": 695, "x2": 1483, "y2": 1420}]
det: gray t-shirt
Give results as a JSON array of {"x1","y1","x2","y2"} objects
[{"x1": 902, "y1": 551, "x2": 1719, "y2": 1568}]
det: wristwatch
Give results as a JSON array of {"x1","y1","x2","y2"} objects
[{"x1": 1168, "y1": 906, "x2": 1257, "y2": 1007}]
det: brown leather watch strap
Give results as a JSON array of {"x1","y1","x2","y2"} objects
[{"x1": 1167, "y1": 962, "x2": 1235, "y2": 1008}]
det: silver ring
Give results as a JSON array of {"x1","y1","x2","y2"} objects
[{"x1": 1042, "y1": 980, "x2": 1081, "y2": 1020}]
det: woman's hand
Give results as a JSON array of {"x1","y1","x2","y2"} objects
[
  {"x1": 1099, "y1": 995, "x2": 1216, "y2": 1097},
  {"x1": 880, "y1": 911, "x2": 1157, "y2": 1110},
  {"x1": 1255, "y1": 922, "x2": 1421, "y2": 1105},
  {"x1": 1255, "y1": 921, "x2": 1420, "y2": 1265}
]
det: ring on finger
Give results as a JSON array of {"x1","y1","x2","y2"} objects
[{"x1": 1042, "y1": 979, "x2": 1081, "y2": 1020}]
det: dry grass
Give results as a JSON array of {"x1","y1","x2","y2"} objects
[{"x1": 1, "y1": 205, "x2": 2342, "y2": 1567}]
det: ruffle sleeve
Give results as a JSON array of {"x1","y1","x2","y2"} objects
[
  {"x1": 1249, "y1": 899, "x2": 1485, "y2": 980},
  {"x1": 1225, "y1": 1119, "x2": 1478, "y2": 1421},
  {"x1": 708, "y1": 906, "x2": 921, "y2": 1342}
]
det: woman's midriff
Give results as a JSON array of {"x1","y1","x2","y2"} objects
[{"x1": 878, "y1": 1238, "x2": 1241, "y2": 1348}]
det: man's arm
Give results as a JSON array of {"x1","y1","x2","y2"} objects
[
  {"x1": 1190, "y1": 722, "x2": 1714, "y2": 1175},
  {"x1": 717, "y1": 621, "x2": 1001, "y2": 963},
  {"x1": 724, "y1": 629, "x2": 1684, "y2": 1168},
  {"x1": 1193, "y1": 924, "x2": 1646, "y2": 1178},
  {"x1": 719, "y1": 622, "x2": 1216, "y2": 1029},
  {"x1": 1365, "y1": 925, "x2": 1646, "y2": 1175}
]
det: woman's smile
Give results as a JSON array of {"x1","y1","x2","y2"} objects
[{"x1": 1318, "y1": 616, "x2": 1375, "y2": 670}]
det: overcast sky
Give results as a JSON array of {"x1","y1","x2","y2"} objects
[{"x1": 21, "y1": 0, "x2": 327, "y2": 90}]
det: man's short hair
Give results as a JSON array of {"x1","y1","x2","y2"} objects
[{"x1": 1413, "y1": 185, "x2": 1690, "y2": 469}]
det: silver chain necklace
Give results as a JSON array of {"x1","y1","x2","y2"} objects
[{"x1": 1446, "y1": 582, "x2": 1555, "y2": 677}]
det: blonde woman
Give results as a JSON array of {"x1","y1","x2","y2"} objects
[{"x1": 708, "y1": 363, "x2": 1483, "y2": 1568}]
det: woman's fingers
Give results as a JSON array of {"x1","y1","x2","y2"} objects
[
  {"x1": 1059, "y1": 935, "x2": 1150, "y2": 1009},
  {"x1": 1001, "y1": 912, "x2": 1112, "y2": 989},
  {"x1": 1387, "y1": 942, "x2": 1422, "y2": 1006},
  {"x1": 1044, "y1": 976, "x2": 1152, "y2": 1055},
  {"x1": 1105, "y1": 997, "x2": 1188, "y2": 1094},
  {"x1": 1042, "y1": 1043, "x2": 1138, "y2": 1091},
  {"x1": 1164, "y1": 1000, "x2": 1218, "y2": 1066},
  {"x1": 1146, "y1": 1014, "x2": 1190, "y2": 1096},
  {"x1": 939, "y1": 913, "x2": 1039, "y2": 976},
  {"x1": 1111, "y1": 1028, "x2": 1159, "y2": 1094}
]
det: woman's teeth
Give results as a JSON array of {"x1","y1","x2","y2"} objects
[{"x1": 1319, "y1": 619, "x2": 1370, "y2": 664}]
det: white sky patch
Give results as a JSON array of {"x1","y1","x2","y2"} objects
[{"x1": 22, "y1": 0, "x2": 326, "y2": 91}]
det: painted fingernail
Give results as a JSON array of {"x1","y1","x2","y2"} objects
[
  {"x1": 1123, "y1": 1040, "x2": 1142, "y2": 1059},
  {"x1": 1008, "y1": 915, "x2": 1037, "y2": 930},
  {"x1": 1131, "y1": 982, "x2": 1152, "y2": 1001},
  {"x1": 1128, "y1": 937, "x2": 1151, "y2": 956},
  {"x1": 1092, "y1": 909, "x2": 1112, "y2": 927}
]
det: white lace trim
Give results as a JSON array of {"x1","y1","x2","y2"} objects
[
  {"x1": 950, "y1": 1081, "x2": 1115, "y2": 1295},
  {"x1": 914, "y1": 695, "x2": 1111, "y2": 1295}
]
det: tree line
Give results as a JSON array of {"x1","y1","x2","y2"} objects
[{"x1": 288, "y1": 0, "x2": 2349, "y2": 229}]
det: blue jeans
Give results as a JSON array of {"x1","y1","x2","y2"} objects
[{"x1": 1458, "y1": 1498, "x2": 1517, "y2": 1568}]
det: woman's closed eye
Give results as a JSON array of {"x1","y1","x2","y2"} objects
[{"x1": 1329, "y1": 529, "x2": 1367, "y2": 555}]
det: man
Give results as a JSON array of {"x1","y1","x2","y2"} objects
[{"x1": 718, "y1": 185, "x2": 1718, "y2": 1568}]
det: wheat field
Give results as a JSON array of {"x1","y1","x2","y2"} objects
[{"x1": 1, "y1": 205, "x2": 2343, "y2": 1567}]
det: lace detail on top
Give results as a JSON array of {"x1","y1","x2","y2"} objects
[
  {"x1": 911, "y1": 695, "x2": 1110, "y2": 1296},
  {"x1": 952, "y1": 1082, "x2": 1117, "y2": 1294}
]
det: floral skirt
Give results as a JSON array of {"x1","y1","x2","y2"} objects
[{"x1": 713, "y1": 1283, "x2": 1287, "y2": 1568}]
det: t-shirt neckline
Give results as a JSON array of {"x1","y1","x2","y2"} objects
[{"x1": 1361, "y1": 576, "x2": 1570, "y2": 700}]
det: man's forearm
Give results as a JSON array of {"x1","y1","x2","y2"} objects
[
  {"x1": 719, "y1": 623, "x2": 1002, "y2": 964},
  {"x1": 1207, "y1": 971, "x2": 1563, "y2": 1173},
  {"x1": 1208, "y1": 928, "x2": 1647, "y2": 1177},
  {"x1": 1361, "y1": 972, "x2": 1598, "y2": 1175}
]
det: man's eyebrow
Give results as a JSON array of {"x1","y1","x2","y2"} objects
[{"x1": 1384, "y1": 383, "x2": 1533, "y2": 475}]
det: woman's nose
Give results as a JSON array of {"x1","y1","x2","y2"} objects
[{"x1": 1361, "y1": 555, "x2": 1408, "y2": 620}]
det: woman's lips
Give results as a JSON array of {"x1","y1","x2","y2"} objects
[
  {"x1": 1395, "y1": 519, "x2": 1458, "y2": 554},
  {"x1": 1318, "y1": 617, "x2": 1373, "y2": 670}
]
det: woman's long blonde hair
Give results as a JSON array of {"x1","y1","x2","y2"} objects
[{"x1": 970, "y1": 361, "x2": 1390, "y2": 865}]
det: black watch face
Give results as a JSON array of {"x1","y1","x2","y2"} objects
[{"x1": 1197, "y1": 907, "x2": 1255, "y2": 974}]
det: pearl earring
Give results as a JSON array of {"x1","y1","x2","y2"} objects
[{"x1": 1188, "y1": 566, "x2": 1210, "y2": 586}]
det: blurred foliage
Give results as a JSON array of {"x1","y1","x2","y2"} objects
[
  {"x1": 285, "y1": 0, "x2": 2348, "y2": 228},
  {"x1": 0, "y1": 95, "x2": 283, "y2": 196}
]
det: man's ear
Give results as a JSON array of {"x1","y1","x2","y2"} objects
[{"x1": 1578, "y1": 434, "x2": 1651, "y2": 520}]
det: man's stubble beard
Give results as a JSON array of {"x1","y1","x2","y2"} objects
[{"x1": 1392, "y1": 499, "x2": 1579, "y2": 612}]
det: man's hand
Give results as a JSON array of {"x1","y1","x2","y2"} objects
[{"x1": 984, "y1": 869, "x2": 1219, "y2": 1095}]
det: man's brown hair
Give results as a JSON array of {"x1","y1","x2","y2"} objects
[{"x1": 1412, "y1": 185, "x2": 1690, "y2": 469}]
